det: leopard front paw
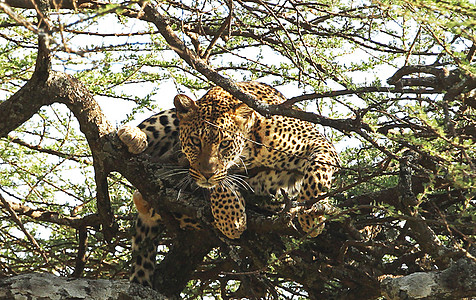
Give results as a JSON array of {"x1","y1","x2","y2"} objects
[
  {"x1": 213, "y1": 214, "x2": 247, "y2": 239},
  {"x1": 298, "y1": 210, "x2": 325, "y2": 238},
  {"x1": 118, "y1": 125, "x2": 148, "y2": 154},
  {"x1": 209, "y1": 187, "x2": 247, "y2": 239}
]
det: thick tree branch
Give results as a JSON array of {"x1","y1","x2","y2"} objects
[
  {"x1": 286, "y1": 86, "x2": 442, "y2": 106},
  {"x1": 4, "y1": 0, "x2": 107, "y2": 9},
  {"x1": 387, "y1": 65, "x2": 476, "y2": 94},
  {"x1": 381, "y1": 256, "x2": 476, "y2": 300},
  {"x1": 0, "y1": 273, "x2": 167, "y2": 300},
  {"x1": 35, "y1": 0, "x2": 51, "y2": 80},
  {"x1": 0, "y1": 75, "x2": 54, "y2": 138}
]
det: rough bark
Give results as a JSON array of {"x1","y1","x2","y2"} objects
[
  {"x1": 381, "y1": 257, "x2": 476, "y2": 300},
  {"x1": 0, "y1": 273, "x2": 166, "y2": 300}
]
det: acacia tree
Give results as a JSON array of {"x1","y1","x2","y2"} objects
[{"x1": 0, "y1": 0, "x2": 475, "y2": 299}]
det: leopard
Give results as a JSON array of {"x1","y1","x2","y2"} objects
[{"x1": 118, "y1": 81, "x2": 339, "y2": 288}]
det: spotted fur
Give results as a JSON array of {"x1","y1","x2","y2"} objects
[{"x1": 118, "y1": 82, "x2": 339, "y2": 287}]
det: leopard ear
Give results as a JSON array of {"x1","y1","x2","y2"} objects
[
  {"x1": 174, "y1": 94, "x2": 198, "y2": 121},
  {"x1": 234, "y1": 103, "x2": 255, "y2": 129}
]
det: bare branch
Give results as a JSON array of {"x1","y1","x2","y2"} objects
[
  {"x1": 0, "y1": 1, "x2": 38, "y2": 33},
  {"x1": 9, "y1": 136, "x2": 92, "y2": 164},
  {"x1": 201, "y1": 1, "x2": 233, "y2": 61},
  {"x1": 285, "y1": 86, "x2": 441, "y2": 106},
  {"x1": 0, "y1": 194, "x2": 101, "y2": 228},
  {"x1": 0, "y1": 194, "x2": 49, "y2": 263}
]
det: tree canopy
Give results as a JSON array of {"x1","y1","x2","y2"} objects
[{"x1": 0, "y1": 0, "x2": 475, "y2": 299}]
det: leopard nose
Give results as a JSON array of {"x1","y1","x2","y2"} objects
[
  {"x1": 198, "y1": 157, "x2": 218, "y2": 180},
  {"x1": 202, "y1": 171, "x2": 214, "y2": 180}
]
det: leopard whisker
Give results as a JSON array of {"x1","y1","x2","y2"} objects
[
  {"x1": 175, "y1": 175, "x2": 192, "y2": 190},
  {"x1": 238, "y1": 156, "x2": 249, "y2": 174},
  {"x1": 221, "y1": 180, "x2": 241, "y2": 203},
  {"x1": 161, "y1": 170, "x2": 190, "y2": 179},
  {"x1": 230, "y1": 173, "x2": 248, "y2": 179},
  {"x1": 158, "y1": 168, "x2": 189, "y2": 179},
  {"x1": 227, "y1": 174, "x2": 253, "y2": 192},
  {"x1": 175, "y1": 175, "x2": 194, "y2": 200}
]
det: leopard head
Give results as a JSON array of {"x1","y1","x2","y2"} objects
[{"x1": 174, "y1": 92, "x2": 254, "y2": 189}]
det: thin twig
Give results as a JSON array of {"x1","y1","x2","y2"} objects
[
  {"x1": 0, "y1": 1, "x2": 38, "y2": 33},
  {"x1": 0, "y1": 194, "x2": 49, "y2": 264}
]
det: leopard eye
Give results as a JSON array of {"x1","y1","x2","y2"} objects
[
  {"x1": 220, "y1": 139, "x2": 232, "y2": 149},
  {"x1": 190, "y1": 137, "x2": 201, "y2": 147}
]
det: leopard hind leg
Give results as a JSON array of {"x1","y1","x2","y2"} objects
[{"x1": 130, "y1": 191, "x2": 162, "y2": 287}]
